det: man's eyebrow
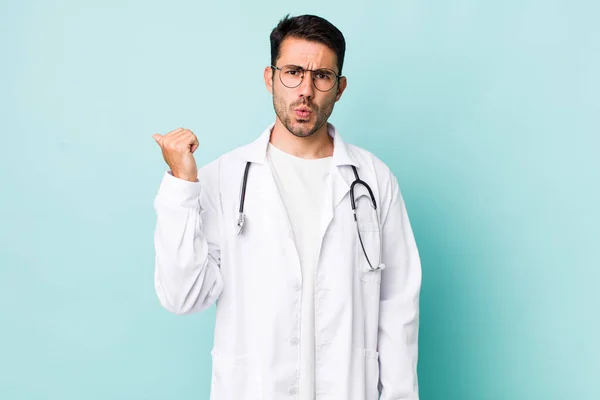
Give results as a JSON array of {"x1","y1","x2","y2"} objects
[
  {"x1": 283, "y1": 64, "x2": 337, "y2": 73},
  {"x1": 314, "y1": 68, "x2": 335, "y2": 73}
]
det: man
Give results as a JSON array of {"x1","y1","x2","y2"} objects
[{"x1": 152, "y1": 14, "x2": 421, "y2": 400}]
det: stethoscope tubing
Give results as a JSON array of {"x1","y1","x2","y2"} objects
[{"x1": 236, "y1": 162, "x2": 383, "y2": 271}]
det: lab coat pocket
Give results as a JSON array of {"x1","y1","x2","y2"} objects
[
  {"x1": 210, "y1": 349, "x2": 260, "y2": 400},
  {"x1": 364, "y1": 349, "x2": 380, "y2": 400}
]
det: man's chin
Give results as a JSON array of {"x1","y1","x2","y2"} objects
[{"x1": 289, "y1": 127, "x2": 315, "y2": 138}]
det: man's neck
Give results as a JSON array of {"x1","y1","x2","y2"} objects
[{"x1": 269, "y1": 119, "x2": 334, "y2": 159}]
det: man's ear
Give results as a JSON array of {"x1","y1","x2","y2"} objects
[
  {"x1": 264, "y1": 66, "x2": 274, "y2": 94},
  {"x1": 335, "y1": 76, "x2": 347, "y2": 102}
]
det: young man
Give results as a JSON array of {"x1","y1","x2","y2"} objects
[{"x1": 152, "y1": 14, "x2": 421, "y2": 400}]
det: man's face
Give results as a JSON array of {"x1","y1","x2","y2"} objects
[{"x1": 265, "y1": 37, "x2": 347, "y2": 138}]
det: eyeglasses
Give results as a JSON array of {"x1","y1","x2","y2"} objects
[{"x1": 271, "y1": 64, "x2": 342, "y2": 92}]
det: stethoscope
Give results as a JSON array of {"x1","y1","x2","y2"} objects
[{"x1": 235, "y1": 162, "x2": 384, "y2": 271}]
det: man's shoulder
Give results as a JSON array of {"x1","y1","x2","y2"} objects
[
  {"x1": 196, "y1": 135, "x2": 259, "y2": 184},
  {"x1": 345, "y1": 142, "x2": 394, "y2": 180},
  {"x1": 344, "y1": 141, "x2": 403, "y2": 211}
]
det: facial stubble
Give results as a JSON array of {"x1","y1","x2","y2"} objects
[{"x1": 272, "y1": 84, "x2": 336, "y2": 138}]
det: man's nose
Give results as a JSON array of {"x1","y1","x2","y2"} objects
[{"x1": 297, "y1": 71, "x2": 315, "y2": 99}]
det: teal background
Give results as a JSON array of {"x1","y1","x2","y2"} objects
[{"x1": 1, "y1": 0, "x2": 598, "y2": 399}]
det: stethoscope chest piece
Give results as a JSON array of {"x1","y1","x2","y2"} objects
[{"x1": 236, "y1": 212, "x2": 246, "y2": 235}]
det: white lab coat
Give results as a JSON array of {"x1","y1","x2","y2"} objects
[{"x1": 153, "y1": 122, "x2": 422, "y2": 400}]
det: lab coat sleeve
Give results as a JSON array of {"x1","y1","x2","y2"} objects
[
  {"x1": 377, "y1": 173, "x2": 422, "y2": 399},
  {"x1": 153, "y1": 169, "x2": 224, "y2": 315}
]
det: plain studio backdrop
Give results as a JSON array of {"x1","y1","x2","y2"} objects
[{"x1": 1, "y1": 1, "x2": 598, "y2": 399}]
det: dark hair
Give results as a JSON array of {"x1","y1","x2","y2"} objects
[{"x1": 270, "y1": 14, "x2": 346, "y2": 75}]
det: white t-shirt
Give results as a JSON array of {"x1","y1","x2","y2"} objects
[{"x1": 266, "y1": 142, "x2": 332, "y2": 399}]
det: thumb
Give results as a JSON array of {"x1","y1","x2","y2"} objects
[{"x1": 152, "y1": 134, "x2": 162, "y2": 144}]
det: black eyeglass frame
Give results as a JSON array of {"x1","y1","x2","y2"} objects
[{"x1": 270, "y1": 64, "x2": 343, "y2": 92}]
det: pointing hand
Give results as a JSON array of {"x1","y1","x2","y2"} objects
[{"x1": 153, "y1": 128, "x2": 199, "y2": 182}]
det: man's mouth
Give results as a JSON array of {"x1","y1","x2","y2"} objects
[{"x1": 294, "y1": 107, "x2": 311, "y2": 118}]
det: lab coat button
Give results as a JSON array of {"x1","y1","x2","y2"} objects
[
  {"x1": 288, "y1": 386, "x2": 298, "y2": 395},
  {"x1": 293, "y1": 282, "x2": 301, "y2": 291},
  {"x1": 289, "y1": 337, "x2": 299, "y2": 346}
]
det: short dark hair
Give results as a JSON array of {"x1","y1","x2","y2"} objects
[{"x1": 270, "y1": 14, "x2": 346, "y2": 75}]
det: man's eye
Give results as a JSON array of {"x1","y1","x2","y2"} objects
[{"x1": 315, "y1": 72, "x2": 332, "y2": 80}]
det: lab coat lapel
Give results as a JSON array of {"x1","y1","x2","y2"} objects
[
  {"x1": 237, "y1": 122, "x2": 303, "y2": 281},
  {"x1": 318, "y1": 165, "x2": 349, "y2": 241},
  {"x1": 318, "y1": 124, "x2": 358, "y2": 247}
]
